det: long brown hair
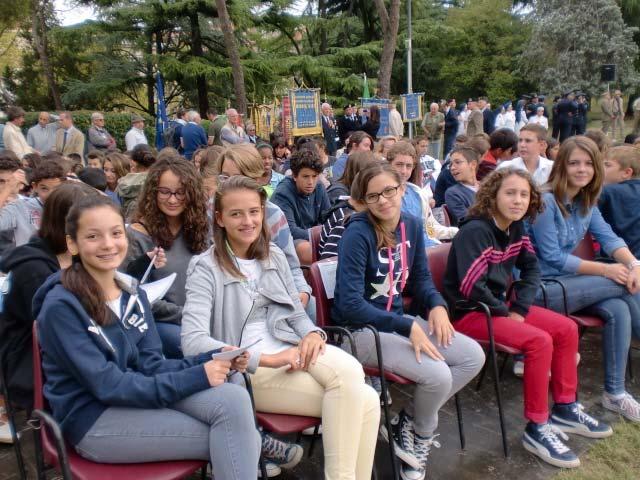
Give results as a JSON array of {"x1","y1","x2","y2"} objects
[
  {"x1": 133, "y1": 155, "x2": 209, "y2": 252},
  {"x1": 213, "y1": 176, "x2": 270, "y2": 278},
  {"x1": 339, "y1": 151, "x2": 377, "y2": 186},
  {"x1": 62, "y1": 195, "x2": 124, "y2": 326},
  {"x1": 104, "y1": 153, "x2": 131, "y2": 182},
  {"x1": 548, "y1": 136, "x2": 603, "y2": 217},
  {"x1": 467, "y1": 167, "x2": 544, "y2": 222},
  {"x1": 351, "y1": 161, "x2": 403, "y2": 249}
]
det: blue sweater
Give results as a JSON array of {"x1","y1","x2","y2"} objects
[
  {"x1": 33, "y1": 272, "x2": 215, "y2": 446},
  {"x1": 444, "y1": 183, "x2": 476, "y2": 226},
  {"x1": 333, "y1": 212, "x2": 447, "y2": 337},
  {"x1": 529, "y1": 192, "x2": 627, "y2": 277},
  {"x1": 181, "y1": 122, "x2": 207, "y2": 160},
  {"x1": 271, "y1": 177, "x2": 330, "y2": 241},
  {"x1": 599, "y1": 179, "x2": 640, "y2": 258}
]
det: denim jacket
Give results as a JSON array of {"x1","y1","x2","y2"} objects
[{"x1": 528, "y1": 192, "x2": 627, "y2": 277}]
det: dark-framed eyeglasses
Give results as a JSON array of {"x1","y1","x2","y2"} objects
[
  {"x1": 157, "y1": 187, "x2": 186, "y2": 201},
  {"x1": 364, "y1": 185, "x2": 401, "y2": 204}
]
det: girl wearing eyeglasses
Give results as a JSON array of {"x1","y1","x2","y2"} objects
[
  {"x1": 121, "y1": 154, "x2": 209, "y2": 358},
  {"x1": 333, "y1": 162, "x2": 484, "y2": 480}
]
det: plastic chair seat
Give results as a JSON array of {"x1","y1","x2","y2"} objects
[
  {"x1": 570, "y1": 314, "x2": 605, "y2": 329},
  {"x1": 42, "y1": 432, "x2": 206, "y2": 480},
  {"x1": 255, "y1": 412, "x2": 320, "y2": 435},
  {"x1": 363, "y1": 367, "x2": 413, "y2": 385},
  {"x1": 475, "y1": 339, "x2": 522, "y2": 356}
]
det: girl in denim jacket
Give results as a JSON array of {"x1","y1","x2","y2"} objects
[{"x1": 529, "y1": 136, "x2": 640, "y2": 422}]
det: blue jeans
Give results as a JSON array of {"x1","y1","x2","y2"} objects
[
  {"x1": 75, "y1": 383, "x2": 261, "y2": 479},
  {"x1": 534, "y1": 275, "x2": 640, "y2": 395},
  {"x1": 156, "y1": 322, "x2": 183, "y2": 359}
]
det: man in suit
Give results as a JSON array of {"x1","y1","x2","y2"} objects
[
  {"x1": 54, "y1": 111, "x2": 85, "y2": 160},
  {"x1": 443, "y1": 98, "x2": 459, "y2": 157},
  {"x1": 600, "y1": 91, "x2": 614, "y2": 136},
  {"x1": 556, "y1": 92, "x2": 578, "y2": 142},
  {"x1": 478, "y1": 96, "x2": 495, "y2": 135},
  {"x1": 572, "y1": 93, "x2": 588, "y2": 136},
  {"x1": 337, "y1": 103, "x2": 361, "y2": 147},
  {"x1": 321, "y1": 102, "x2": 337, "y2": 155},
  {"x1": 466, "y1": 100, "x2": 484, "y2": 137}
]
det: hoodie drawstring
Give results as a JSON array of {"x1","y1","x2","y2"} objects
[{"x1": 386, "y1": 222, "x2": 407, "y2": 312}]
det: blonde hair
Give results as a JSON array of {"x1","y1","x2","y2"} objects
[
  {"x1": 605, "y1": 145, "x2": 640, "y2": 178},
  {"x1": 219, "y1": 144, "x2": 265, "y2": 179}
]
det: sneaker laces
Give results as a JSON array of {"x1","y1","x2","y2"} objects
[
  {"x1": 400, "y1": 412, "x2": 415, "y2": 451},
  {"x1": 261, "y1": 432, "x2": 291, "y2": 461},
  {"x1": 619, "y1": 393, "x2": 640, "y2": 418},
  {"x1": 573, "y1": 403, "x2": 599, "y2": 427},
  {"x1": 413, "y1": 433, "x2": 441, "y2": 466},
  {"x1": 539, "y1": 423, "x2": 570, "y2": 454}
]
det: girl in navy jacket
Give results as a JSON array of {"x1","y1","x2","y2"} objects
[
  {"x1": 445, "y1": 167, "x2": 611, "y2": 469},
  {"x1": 33, "y1": 195, "x2": 259, "y2": 479},
  {"x1": 333, "y1": 162, "x2": 485, "y2": 480}
]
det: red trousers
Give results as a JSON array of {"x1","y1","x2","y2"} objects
[{"x1": 455, "y1": 306, "x2": 578, "y2": 423}]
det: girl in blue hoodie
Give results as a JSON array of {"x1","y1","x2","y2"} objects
[
  {"x1": 333, "y1": 162, "x2": 485, "y2": 480},
  {"x1": 33, "y1": 195, "x2": 260, "y2": 479}
]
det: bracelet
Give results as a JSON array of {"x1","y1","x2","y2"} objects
[
  {"x1": 603, "y1": 264, "x2": 609, "y2": 279},
  {"x1": 628, "y1": 260, "x2": 640, "y2": 270},
  {"x1": 312, "y1": 330, "x2": 327, "y2": 342}
]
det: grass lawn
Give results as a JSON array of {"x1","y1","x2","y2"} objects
[{"x1": 555, "y1": 420, "x2": 640, "y2": 480}]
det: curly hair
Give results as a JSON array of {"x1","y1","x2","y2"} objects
[
  {"x1": 133, "y1": 155, "x2": 209, "y2": 253},
  {"x1": 467, "y1": 167, "x2": 544, "y2": 223}
]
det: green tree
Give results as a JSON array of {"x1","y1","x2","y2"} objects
[{"x1": 521, "y1": 0, "x2": 639, "y2": 93}]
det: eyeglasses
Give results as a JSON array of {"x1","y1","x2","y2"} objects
[
  {"x1": 364, "y1": 185, "x2": 401, "y2": 204},
  {"x1": 157, "y1": 187, "x2": 186, "y2": 201}
]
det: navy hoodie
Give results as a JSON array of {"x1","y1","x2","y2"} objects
[
  {"x1": 333, "y1": 212, "x2": 447, "y2": 337},
  {"x1": 598, "y1": 179, "x2": 640, "y2": 258},
  {"x1": 443, "y1": 216, "x2": 540, "y2": 320},
  {"x1": 32, "y1": 271, "x2": 216, "y2": 446},
  {"x1": 271, "y1": 176, "x2": 331, "y2": 241}
]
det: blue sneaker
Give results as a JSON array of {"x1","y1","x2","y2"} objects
[
  {"x1": 551, "y1": 402, "x2": 613, "y2": 439},
  {"x1": 522, "y1": 422, "x2": 580, "y2": 468},
  {"x1": 261, "y1": 431, "x2": 303, "y2": 470}
]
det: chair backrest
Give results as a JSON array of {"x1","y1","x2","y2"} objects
[
  {"x1": 309, "y1": 257, "x2": 337, "y2": 329},
  {"x1": 425, "y1": 243, "x2": 452, "y2": 294},
  {"x1": 309, "y1": 225, "x2": 323, "y2": 264},
  {"x1": 572, "y1": 232, "x2": 596, "y2": 260},
  {"x1": 32, "y1": 322, "x2": 45, "y2": 411}
]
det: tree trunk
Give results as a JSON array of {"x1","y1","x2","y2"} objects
[
  {"x1": 318, "y1": 0, "x2": 327, "y2": 55},
  {"x1": 373, "y1": 0, "x2": 401, "y2": 98},
  {"x1": 190, "y1": 12, "x2": 209, "y2": 116},
  {"x1": 215, "y1": 0, "x2": 247, "y2": 115},
  {"x1": 31, "y1": 0, "x2": 62, "y2": 110}
]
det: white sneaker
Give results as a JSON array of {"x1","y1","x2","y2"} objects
[
  {"x1": 602, "y1": 391, "x2": 640, "y2": 422},
  {"x1": 0, "y1": 407, "x2": 13, "y2": 444},
  {"x1": 301, "y1": 425, "x2": 322, "y2": 436},
  {"x1": 257, "y1": 461, "x2": 281, "y2": 478},
  {"x1": 513, "y1": 361, "x2": 524, "y2": 377}
]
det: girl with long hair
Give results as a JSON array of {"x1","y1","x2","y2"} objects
[
  {"x1": 333, "y1": 162, "x2": 485, "y2": 480},
  {"x1": 529, "y1": 136, "x2": 640, "y2": 422},
  {"x1": 181, "y1": 176, "x2": 380, "y2": 479},
  {"x1": 33, "y1": 195, "x2": 259, "y2": 478},
  {"x1": 103, "y1": 152, "x2": 130, "y2": 205},
  {"x1": 445, "y1": 167, "x2": 611, "y2": 468},
  {"x1": 122, "y1": 154, "x2": 209, "y2": 358}
]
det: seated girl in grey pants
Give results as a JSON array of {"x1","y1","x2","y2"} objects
[
  {"x1": 33, "y1": 194, "x2": 260, "y2": 480},
  {"x1": 333, "y1": 162, "x2": 485, "y2": 480}
]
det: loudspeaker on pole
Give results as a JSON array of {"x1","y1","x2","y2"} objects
[{"x1": 601, "y1": 64, "x2": 616, "y2": 83}]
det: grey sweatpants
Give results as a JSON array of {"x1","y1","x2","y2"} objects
[
  {"x1": 351, "y1": 316, "x2": 485, "y2": 436},
  {"x1": 75, "y1": 383, "x2": 261, "y2": 480}
]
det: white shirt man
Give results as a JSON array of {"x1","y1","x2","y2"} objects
[
  {"x1": 3, "y1": 107, "x2": 34, "y2": 159},
  {"x1": 125, "y1": 116, "x2": 148, "y2": 151},
  {"x1": 388, "y1": 103, "x2": 404, "y2": 139},
  {"x1": 220, "y1": 108, "x2": 248, "y2": 146},
  {"x1": 497, "y1": 125, "x2": 553, "y2": 186}
]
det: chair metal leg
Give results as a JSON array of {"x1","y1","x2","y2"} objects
[
  {"x1": 489, "y1": 348, "x2": 510, "y2": 458},
  {"x1": 362, "y1": 325, "x2": 400, "y2": 480},
  {"x1": 498, "y1": 353, "x2": 509, "y2": 381},
  {"x1": 454, "y1": 393, "x2": 465, "y2": 450},
  {"x1": 242, "y1": 374, "x2": 269, "y2": 480},
  {"x1": 307, "y1": 425, "x2": 320, "y2": 457},
  {"x1": 628, "y1": 349, "x2": 634, "y2": 381},
  {"x1": 1, "y1": 365, "x2": 27, "y2": 480},
  {"x1": 200, "y1": 464, "x2": 208, "y2": 480}
]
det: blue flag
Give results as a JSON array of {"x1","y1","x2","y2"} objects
[{"x1": 155, "y1": 72, "x2": 169, "y2": 150}]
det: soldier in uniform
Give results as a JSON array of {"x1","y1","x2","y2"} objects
[
  {"x1": 557, "y1": 91, "x2": 578, "y2": 142},
  {"x1": 337, "y1": 103, "x2": 361, "y2": 147},
  {"x1": 572, "y1": 92, "x2": 589, "y2": 136},
  {"x1": 600, "y1": 91, "x2": 614, "y2": 136}
]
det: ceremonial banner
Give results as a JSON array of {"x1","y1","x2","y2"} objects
[
  {"x1": 281, "y1": 96, "x2": 293, "y2": 144},
  {"x1": 361, "y1": 97, "x2": 390, "y2": 137},
  {"x1": 401, "y1": 93, "x2": 424, "y2": 122},
  {"x1": 252, "y1": 104, "x2": 273, "y2": 140},
  {"x1": 289, "y1": 88, "x2": 322, "y2": 137}
]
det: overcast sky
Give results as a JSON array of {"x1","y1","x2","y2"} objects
[{"x1": 56, "y1": 0, "x2": 97, "y2": 26}]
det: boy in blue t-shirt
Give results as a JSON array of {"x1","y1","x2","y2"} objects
[{"x1": 599, "y1": 145, "x2": 640, "y2": 258}]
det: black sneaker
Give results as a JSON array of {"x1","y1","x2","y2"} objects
[
  {"x1": 261, "y1": 431, "x2": 303, "y2": 470},
  {"x1": 522, "y1": 421, "x2": 580, "y2": 468},
  {"x1": 551, "y1": 402, "x2": 613, "y2": 439},
  {"x1": 379, "y1": 410, "x2": 421, "y2": 470}
]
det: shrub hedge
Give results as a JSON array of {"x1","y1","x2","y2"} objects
[{"x1": 22, "y1": 111, "x2": 156, "y2": 151}]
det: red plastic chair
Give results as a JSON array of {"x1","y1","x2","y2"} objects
[
  {"x1": 309, "y1": 225, "x2": 323, "y2": 264},
  {"x1": 31, "y1": 323, "x2": 208, "y2": 480}
]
